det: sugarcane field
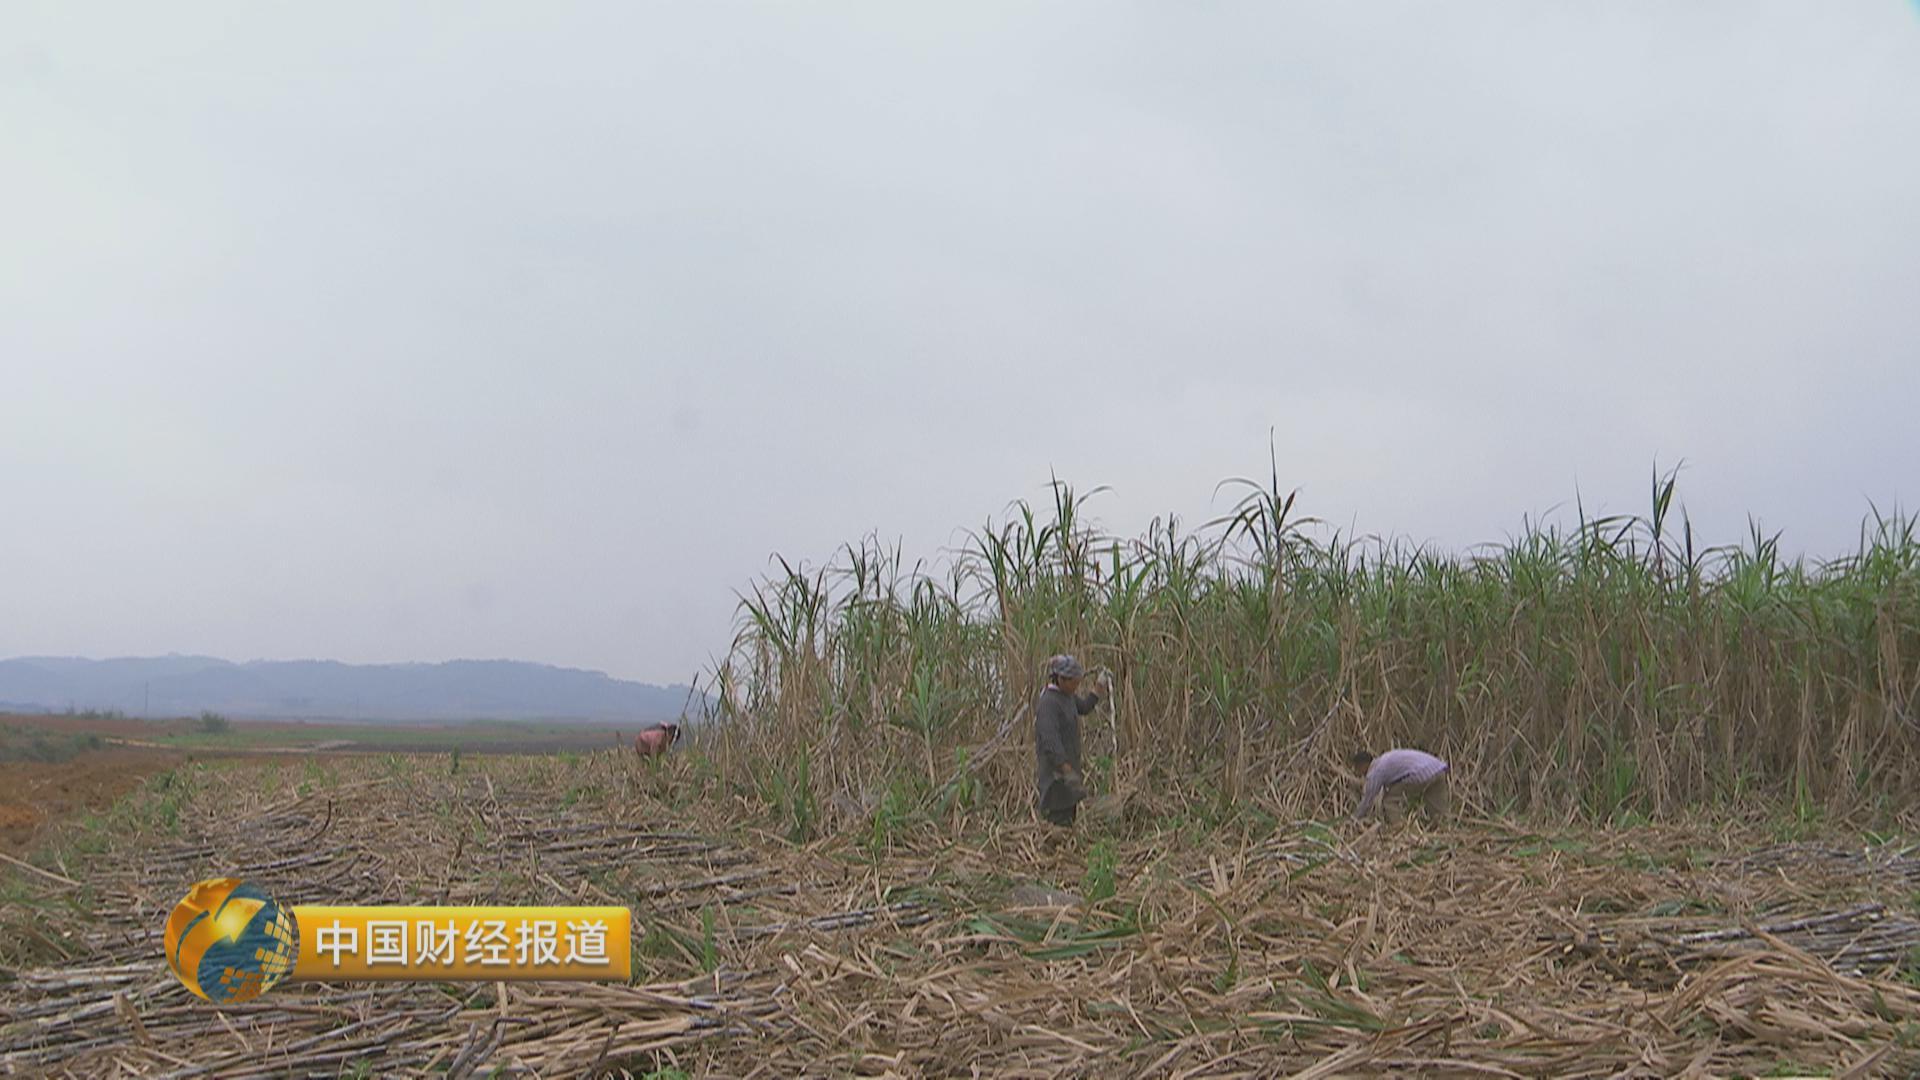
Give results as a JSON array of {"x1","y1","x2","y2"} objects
[
  {"x1": 6, "y1": 473, "x2": 1920, "y2": 1077},
  {"x1": 7, "y1": 3, "x2": 1919, "y2": 1077}
]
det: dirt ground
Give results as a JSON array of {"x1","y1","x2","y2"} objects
[
  {"x1": 0, "y1": 715, "x2": 283, "y2": 855},
  {"x1": 0, "y1": 747, "x2": 185, "y2": 855},
  {"x1": 0, "y1": 712, "x2": 197, "y2": 739},
  {"x1": 0, "y1": 714, "x2": 629, "y2": 855},
  {"x1": 0, "y1": 711, "x2": 629, "y2": 753}
]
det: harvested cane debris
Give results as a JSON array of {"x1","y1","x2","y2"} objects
[{"x1": 5, "y1": 754, "x2": 1920, "y2": 1077}]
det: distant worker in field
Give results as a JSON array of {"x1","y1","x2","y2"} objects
[
  {"x1": 1035, "y1": 654, "x2": 1106, "y2": 827},
  {"x1": 634, "y1": 722, "x2": 681, "y2": 758},
  {"x1": 1350, "y1": 747, "x2": 1450, "y2": 821}
]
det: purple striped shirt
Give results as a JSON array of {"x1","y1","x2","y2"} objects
[{"x1": 1356, "y1": 749, "x2": 1449, "y2": 818}]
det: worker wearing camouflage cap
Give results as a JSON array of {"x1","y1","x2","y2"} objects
[{"x1": 1035, "y1": 654, "x2": 1107, "y2": 827}]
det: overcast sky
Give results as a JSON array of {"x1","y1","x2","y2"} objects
[{"x1": 3, "y1": 3, "x2": 1916, "y2": 685}]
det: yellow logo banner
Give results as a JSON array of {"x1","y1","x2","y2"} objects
[{"x1": 289, "y1": 906, "x2": 632, "y2": 982}]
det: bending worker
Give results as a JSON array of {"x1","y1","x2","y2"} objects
[
  {"x1": 1035, "y1": 654, "x2": 1105, "y2": 827},
  {"x1": 1351, "y1": 747, "x2": 1451, "y2": 820}
]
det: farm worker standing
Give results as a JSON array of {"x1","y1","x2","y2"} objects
[
  {"x1": 1035, "y1": 655, "x2": 1106, "y2": 827},
  {"x1": 1350, "y1": 748, "x2": 1450, "y2": 820}
]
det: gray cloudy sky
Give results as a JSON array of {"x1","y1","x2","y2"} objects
[{"x1": 3, "y1": 3, "x2": 1917, "y2": 685}]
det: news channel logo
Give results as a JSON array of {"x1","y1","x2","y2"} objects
[{"x1": 163, "y1": 878, "x2": 299, "y2": 1004}]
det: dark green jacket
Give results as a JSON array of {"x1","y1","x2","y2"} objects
[{"x1": 1035, "y1": 684, "x2": 1100, "y2": 811}]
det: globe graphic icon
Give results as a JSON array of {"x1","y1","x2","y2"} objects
[{"x1": 163, "y1": 878, "x2": 299, "y2": 1004}]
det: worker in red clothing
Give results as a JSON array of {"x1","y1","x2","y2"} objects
[{"x1": 635, "y1": 722, "x2": 681, "y2": 757}]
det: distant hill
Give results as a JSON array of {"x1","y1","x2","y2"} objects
[{"x1": 0, "y1": 655, "x2": 699, "y2": 723}]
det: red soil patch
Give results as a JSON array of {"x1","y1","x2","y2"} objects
[
  {"x1": 0, "y1": 712, "x2": 197, "y2": 740},
  {"x1": 0, "y1": 747, "x2": 185, "y2": 856}
]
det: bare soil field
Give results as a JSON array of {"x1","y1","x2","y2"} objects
[
  {"x1": 0, "y1": 747, "x2": 186, "y2": 855},
  {"x1": 0, "y1": 712, "x2": 628, "y2": 754},
  {"x1": 0, "y1": 713, "x2": 200, "y2": 740},
  {"x1": 0, "y1": 714, "x2": 622, "y2": 856},
  {"x1": 4, "y1": 751, "x2": 1920, "y2": 1077}
]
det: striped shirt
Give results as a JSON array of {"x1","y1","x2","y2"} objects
[{"x1": 1355, "y1": 749, "x2": 1449, "y2": 818}]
